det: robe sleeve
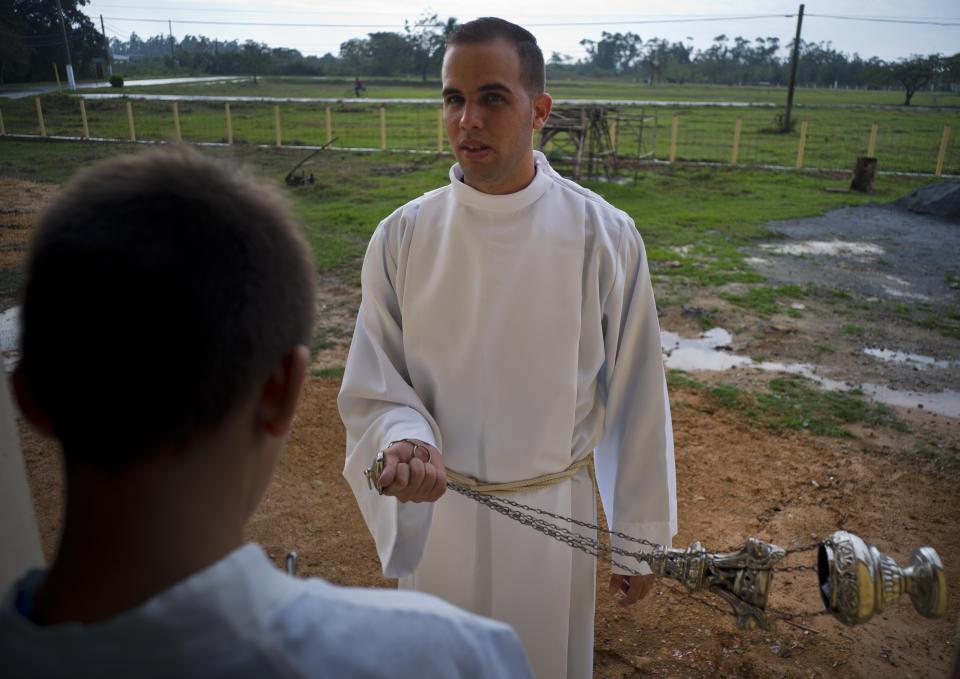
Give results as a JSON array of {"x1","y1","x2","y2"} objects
[
  {"x1": 338, "y1": 215, "x2": 441, "y2": 579},
  {"x1": 594, "y1": 220, "x2": 678, "y2": 576}
]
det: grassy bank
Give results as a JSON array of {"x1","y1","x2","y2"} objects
[{"x1": 0, "y1": 139, "x2": 931, "y2": 288}]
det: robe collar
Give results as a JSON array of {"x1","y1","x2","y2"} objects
[{"x1": 449, "y1": 151, "x2": 554, "y2": 212}]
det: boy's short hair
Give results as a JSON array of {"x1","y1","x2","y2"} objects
[
  {"x1": 446, "y1": 17, "x2": 545, "y2": 95},
  {"x1": 19, "y1": 146, "x2": 315, "y2": 469}
]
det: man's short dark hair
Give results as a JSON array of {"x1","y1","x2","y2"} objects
[
  {"x1": 19, "y1": 146, "x2": 316, "y2": 469},
  {"x1": 446, "y1": 17, "x2": 545, "y2": 95}
]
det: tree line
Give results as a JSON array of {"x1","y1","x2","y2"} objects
[{"x1": 3, "y1": 2, "x2": 958, "y2": 105}]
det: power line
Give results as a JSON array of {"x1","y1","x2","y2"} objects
[
  {"x1": 100, "y1": 12, "x2": 960, "y2": 31},
  {"x1": 806, "y1": 14, "x2": 960, "y2": 27},
  {"x1": 103, "y1": 17, "x2": 401, "y2": 28},
  {"x1": 101, "y1": 14, "x2": 800, "y2": 29}
]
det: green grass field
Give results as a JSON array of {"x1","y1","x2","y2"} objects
[
  {"x1": 77, "y1": 75, "x2": 960, "y2": 108},
  {"x1": 2, "y1": 76, "x2": 957, "y2": 174},
  {"x1": 0, "y1": 139, "x2": 932, "y2": 288}
]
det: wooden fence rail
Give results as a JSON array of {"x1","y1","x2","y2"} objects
[{"x1": 0, "y1": 99, "x2": 955, "y2": 176}]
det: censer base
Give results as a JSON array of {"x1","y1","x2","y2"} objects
[{"x1": 818, "y1": 531, "x2": 947, "y2": 626}]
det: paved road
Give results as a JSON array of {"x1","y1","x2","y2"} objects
[{"x1": 0, "y1": 76, "x2": 248, "y2": 99}]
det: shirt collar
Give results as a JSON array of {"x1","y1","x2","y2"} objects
[{"x1": 449, "y1": 151, "x2": 554, "y2": 212}]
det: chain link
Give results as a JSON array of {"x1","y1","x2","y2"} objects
[{"x1": 447, "y1": 480, "x2": 830, "y2": 624}]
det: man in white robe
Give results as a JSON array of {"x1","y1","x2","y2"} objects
[{"x1": 339, "y1": 17, "x2": 677, "y2": 679}]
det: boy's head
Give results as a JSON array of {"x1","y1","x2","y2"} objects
[{"x1": 15, "y1": 147, "x2": 315, "y2": 471}]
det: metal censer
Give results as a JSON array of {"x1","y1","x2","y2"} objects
[
  {"x1": 644, "y1": 531, "x2": 946, "y2": 629},
  {"x1": 818, "y1": 530, "x2": 947, "y2": 626}
]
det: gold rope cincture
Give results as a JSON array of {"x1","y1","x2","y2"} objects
[
  {"x1": 363, "y1": 442, "x2": 948, "y2": 631},
  {"x1": 445, "y1": 453, "x2": 595, "y2": 495}
]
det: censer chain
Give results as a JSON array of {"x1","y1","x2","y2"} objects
[
  {"x1": 449, "y1": 482, "x2": 828, "y2": 621},
  {"x1": 449, "y1": 481, "x2": 820, "y2": 567}
]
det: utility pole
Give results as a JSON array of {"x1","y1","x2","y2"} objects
[
  {"x1": 100, "y1": 14, "x2": 112, "y2": 78},
  {"x1": 168, "y1": 19, "x2": 176, "y2": 62},
  {"x1": 54, "y1": 0, "x2": 77, "y2": 90},
  {"x1": 782, "y1": 4, "x2": 804, "y2": 132}
]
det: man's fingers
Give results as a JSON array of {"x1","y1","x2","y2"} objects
[
  {"x1": 420, "y1": 460, "x2": 438, "y2": 498},
  {"x1": 407, "y1": 457, "x2": 427, "y2": 496},
  {"x1": 385, "y1": 462, "x2": 410, "y2": 496},
  {"x1": 378, "y1": 441, "x2": 446, "y2": 502},
  {"x1": 379, "y1": 458, "x2": 397, "y2": 488}
]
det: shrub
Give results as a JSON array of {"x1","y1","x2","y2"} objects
[{"x1": 109, "y1": 74, "x2": 124, "y2": 88}]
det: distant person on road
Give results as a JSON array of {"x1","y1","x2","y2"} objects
[
  {"x1": 339, "y1": 16, "x2": 676, "y2": 679},
  {"x1": 0, "y1": 147, "x2": 531, "y2": 678},
  {"x1": 354, "y1": 76, "x2": 366, "y2": 97}
]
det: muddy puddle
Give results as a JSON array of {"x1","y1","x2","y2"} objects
[{"x1": 661, "y1": 327, "x2": 960, "y2": 418}]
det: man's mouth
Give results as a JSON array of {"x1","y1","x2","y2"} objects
[{"x1": 460, "y1": 141, "x2": 490, "y2": 151}]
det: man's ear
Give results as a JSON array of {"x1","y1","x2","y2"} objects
[
  {"x1": 532, "y1": 92, "x2": 553, "y2": 130},
  {"x1": 12, "y1": 364, "x2": 56, "y2": 439},
  {"x1": 257, "y1": 345, "x2": 309, "y2": 437}
]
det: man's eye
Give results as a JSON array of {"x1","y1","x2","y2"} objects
[
  {"x1": 485, "y1": 94, "x2": 505, "y2": 103},
  {"x1": 445, "y1": 96, "x2": 464, "y2": 105}
]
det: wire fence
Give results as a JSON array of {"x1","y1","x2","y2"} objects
[{"x1": 1, "y1": 94, "x2": 956, "y2": 176}]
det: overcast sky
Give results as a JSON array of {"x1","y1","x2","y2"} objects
[{"x1": 84, "y1": 1, "x2": 960, "y2": 62}]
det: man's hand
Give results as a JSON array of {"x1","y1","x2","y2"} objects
[
  {"x1": 379, "y1": 439, "x2": 447, "y2": 503},
  {"x1": 608, "y1": 574, "x2": 655, "y2": 607}
]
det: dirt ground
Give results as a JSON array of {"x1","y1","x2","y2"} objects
[{"x1": 5, "y1": 176, "x2": 960, "y2": 678}]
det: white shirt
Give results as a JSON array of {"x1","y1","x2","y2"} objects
[{"x1": 0, "y1": 543, "x2": 532, "y2": 678}]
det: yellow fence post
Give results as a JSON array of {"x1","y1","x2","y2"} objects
[
  {"x1": 225, "y1": 103, "x2": 233, "y2": 145},
  {"x1": 609, "y1": 112, "x2": 618, "y2": 155},
  {"x1": 379, "y1": 104, "x2": 386, "y2": 150},
  {"x1": 274, "y1": 105, "x2": 281, "y2": 147},
  {"x1": 52, "y1": 63, "x2": 61, "y2": 93},
  {"x1": 867, "y1": 122, "x2": 878, "y2": 158},
  {"x1": 935, "y1": 125, "x2": 950, "y2": 177},
  {"x1": 126, "y1": 100, "x2": 136, "y2": 141},
  {"x1": 325, "y1": 106, "x2": 332, "y2": 144},
  {"x1": 669, "y1": 115, "x2": 679, "y2": 163},
  {"x1": 795, "y1": 117, "x2": 808, "y2": 169},
  {"x1": 79, "y1": 98, "x2": 90, "y2": 139},
  {"x1": 172, "y1": 102, "x2": 182, "y2": 142},
  {"x1": 0, "y1": 108, "x2": 5, "y2": 136},
  {"x1": 731, "y1": 117, "x2": 742, "y2": 165},
  {"x1": 35, "y1": 98, "x2": 46, "y2": 137},
  {"x1": 437, "y1": 107, "x2": 443, "y2": 152}
]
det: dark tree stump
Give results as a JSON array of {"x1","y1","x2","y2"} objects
[{"x1": 850, "y1": 157, "x2": 877, "y2": 193}]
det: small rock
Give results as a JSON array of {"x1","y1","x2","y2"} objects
[
  {"x1": 879, "y1": 648, "x2": 897, "y2": 666},
  {"x1": 810, "y1": 479, "x2": 819, "y2": 487}
]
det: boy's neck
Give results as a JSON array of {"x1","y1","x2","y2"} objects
[{"x1": 33, "y1": 459, "x2": 248, "y2": 625}]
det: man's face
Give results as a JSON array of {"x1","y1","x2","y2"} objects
[{"x1": 442, "y1": 39, "x2": 552, "y2": 195}]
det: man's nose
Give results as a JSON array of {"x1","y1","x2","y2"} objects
[{"x1": 459, "y1": 101, "x2": 483, "y2": 130}]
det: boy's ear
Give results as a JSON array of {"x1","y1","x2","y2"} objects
[
  {"x1": 257, "y1": 345, "x2": 309, "y2": 437},
  {"x1": 12, "y1": 365, "x2": 56, "y2": 439}
]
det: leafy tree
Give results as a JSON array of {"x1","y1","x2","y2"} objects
[
  {"x1": 405, "y1": 13, "x2": 455, "y2": 81},
  {"x1": 579, "y1": 32, "x2": 642, "y2": 73},
  {"x1": 886, "y1": 54, "x2": 942, "y2": 105},
  {"x1": 3, "y1": 0, "x2": 104, "y2": 82},
  {"x1": 239, "y1": 40, "x2": 271, "y2": 83}
]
